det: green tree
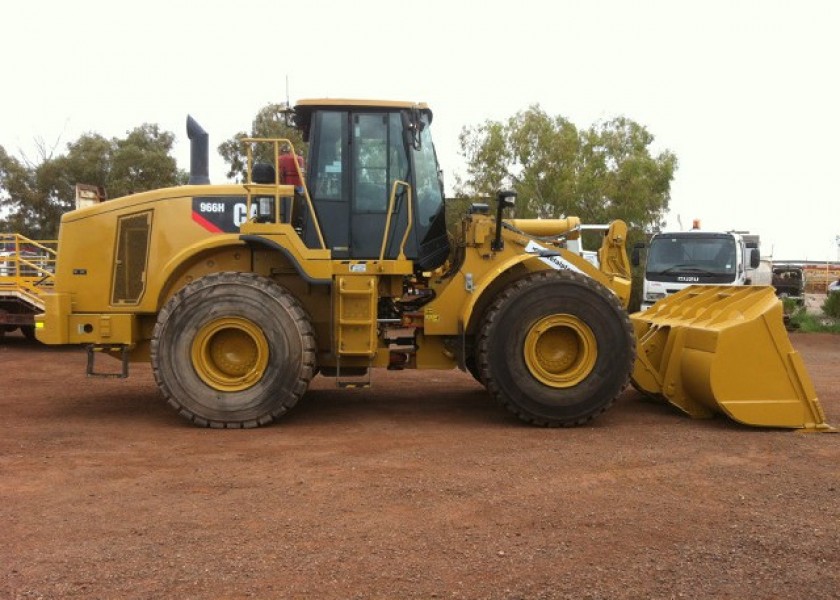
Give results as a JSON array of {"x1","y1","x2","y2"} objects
[
  {"x1": 456, "y1": 105, "x2": 678, "y2": 311},
  {"x1": 108, "y1": 124, "x2": 184, "y2": 198},
  {"x1": 218, "y1": 103, "x2": 307, "y2": 182},
  {"x1": 0, "y1": 143, "x2": 69, "y2": 238},
  {"x1": 0, "y1": 125, "x2": 186, "y2": 238},
  {"x1": 456, "y1": 105, "x2": 677, "y2": 231}
]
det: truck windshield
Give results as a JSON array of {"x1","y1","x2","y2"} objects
[{"x1": 647, "y1": 236, "x2": 736, "y2": 276}]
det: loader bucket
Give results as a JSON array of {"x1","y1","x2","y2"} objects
[{"x1": 631, "y1": 286, "x2": 833, "y2": 431}]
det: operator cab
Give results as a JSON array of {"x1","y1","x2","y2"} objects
[{"x1": 293, "y1": 99, "x2": 449, "y2": 271}]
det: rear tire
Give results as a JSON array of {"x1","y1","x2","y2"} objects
[
  {"x1": 151, "y1": 272, "x2": 316, "y2": 428},
  {"x1": 477, "y1": 270, "x2": 635, "y2": 427},
  {"x1": 0, "y1": 308, "x2": 9, "y2": 338}
]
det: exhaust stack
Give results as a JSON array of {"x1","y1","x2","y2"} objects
[{"x1": 187, "y1": 115, "x2": 210, "y2": 185}]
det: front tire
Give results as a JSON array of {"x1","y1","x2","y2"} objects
[
  {"x1": 151, "y1": 272, "x2": 316, "y2": 428},
  {"x1": 477, "y1": 270, "x2": 635, "y2": 427}
]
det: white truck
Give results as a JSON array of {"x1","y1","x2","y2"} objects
[{"x1": 633, "y1": 228, "x2": 769, "y2": 311}]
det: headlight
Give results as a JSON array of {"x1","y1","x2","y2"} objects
[{"x1": 645, "y1": 292, "x2": 666, "y2": 302}]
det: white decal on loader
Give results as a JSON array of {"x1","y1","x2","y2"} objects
[
  {"x1": 199, "y1": 202, "x2": 225, "y2": 213},
  {"x1": 233, "y1": 203, "x2": 257, "y2": 228},
  {"x1": 524, "y1": 241, "x2": 584, "y2": 274}
]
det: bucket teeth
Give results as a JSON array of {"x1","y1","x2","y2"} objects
[{"x1": 630, "y1": 285, "x2": 833, "y2": 431}]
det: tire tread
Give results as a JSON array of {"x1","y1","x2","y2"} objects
[
  {"x1": 150, "y1": 272, "x2": 316, "y2": 428},
  {"x1": 477, "y1": 270, "x2": 635, "y2": 427}
]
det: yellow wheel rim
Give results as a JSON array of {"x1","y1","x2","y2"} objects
[
  {"x1": 523, "y1": 314, "x2": 597, "y2": 388},
  {"x1": 191, "y1": 317, "x2": 269, "y2": 392}
]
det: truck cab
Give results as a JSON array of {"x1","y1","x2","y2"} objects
[
  {"x1": 772, "y1": 266, "x2": 806, "y2": 303},
  {"x1": 634, "y1": 230, "x2": 761, "y2": 311}
]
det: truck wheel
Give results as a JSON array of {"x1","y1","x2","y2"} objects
[
  {"x1": 477, "y1": 270, "x2": 635, "y2": 427},
  {"x1": 151, "y1": 272, "x2": 316, "y2": 428},
  {"x1": 0, "y1": 308, "x2": 9, "y2": 338}
]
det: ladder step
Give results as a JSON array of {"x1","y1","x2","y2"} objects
[
  {"x1": 335, "y1": 274, "x2": 377, "y2": 358},
  {"x1": 86, "y1": 344, "x2": 130, "y2": 379},
  {"x1": 337, "y1": 381, "x2": 371, "y2": 389},
  {"x1": 335, "y1": 364, "x2": 372, "y2": 388}
]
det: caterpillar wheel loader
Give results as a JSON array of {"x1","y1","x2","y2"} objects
[{"x1": 35, "y1": 99, "x2": 831, "y2": 431}]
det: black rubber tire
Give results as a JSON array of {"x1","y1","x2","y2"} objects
[
  {"x1": 477, "y1": 270, "x2": 635, "y2": 427},
  {"x1": 21, "y1": 325, "x2": 36, "y2": 341},
  {"x1": 151, "y1": 272, "x2": 316, "y2": 428},
  {"x1": 464, "y1": 354, "x2": 483, "y2": 385},
  {"x1": 0, "y1": 308, "x2": 8, "y2": 337}
]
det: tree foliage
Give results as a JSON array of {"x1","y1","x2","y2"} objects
[
  {"x1": 108, "y1": 125, "x2": 185, "y2": 199},
  {"x1": 455, "y1": 105, "x2": 678, "y2": 312},
  {"x1": 218, "y1": 103, "x2": 307, "y2": 183},
  {"x1": 456, "y1": 105, "x2": 677, "y2": 233},
  {"x1": 0, "y1": 125, "x2": 186, "y2": 238},
  {"x1": 823, "y1": 291, "x2": 840, "y2": 319}
]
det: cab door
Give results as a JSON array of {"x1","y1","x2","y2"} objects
[
  {"x1": 305, "y1": 110, "x2": 351, "y2": 255},
  {"x1": 349, "y1": 112, "x2": 410, "y2": 259},
  {"x1": 304, "y1": 109, "x2": 411, "y2": 260}
]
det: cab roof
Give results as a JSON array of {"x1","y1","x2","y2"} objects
[
  {"x1": 293, "y1": 98, "x2": 432, "y2": 130},
  {"x1": 295, "y1": 98, "x2": 430, "y2": 111}
]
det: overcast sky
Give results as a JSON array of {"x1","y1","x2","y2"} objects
[{"x1": 2, "y1": 0, "x2": 838, "y2": 261}]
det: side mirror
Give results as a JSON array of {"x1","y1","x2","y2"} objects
[
  {"x1": 492, "y1": 189, "x2": 517, "y2": 251},
  {"x1": 631, "y1": 242, "x2": 646, "y2": 267},
  {"x1": 497, "y1": 189, "x2": 516, "y2": 209},
  {"x1": 750, "y1": 248, "x2": 760, "y2": 269}
]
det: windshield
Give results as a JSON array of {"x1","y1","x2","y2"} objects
[
  {"x1": 412, "y1": 113, "x2": 444, "y2": 227},
  {"x1": 647, "y1": 235, "x2": 736, "y2": 276}
]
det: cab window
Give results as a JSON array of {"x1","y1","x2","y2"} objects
[
  {"x1": 352, "y1": 113, "x2": 408, "y2": 212},
  {"x1": 310, "y1": 111, "x2": 345, "y2": 200}
]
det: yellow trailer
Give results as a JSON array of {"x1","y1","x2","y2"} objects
[{"x1": 0, "y1": 234, "x2": 57, "y2": 340}]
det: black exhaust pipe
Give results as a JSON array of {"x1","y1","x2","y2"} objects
[{"x1": 187, "y1": 115, "x2": 210, "y2": 185}]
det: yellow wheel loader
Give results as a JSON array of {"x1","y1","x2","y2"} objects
[{"x1": 35, "y1": 99, "x2": 831, "y2": 431}]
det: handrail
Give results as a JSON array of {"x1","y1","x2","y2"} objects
[
  {"x1": 241, "y1": 137, "x2": 327, "y2": 250},
  {"x1": 0, "y1": 233, "x2": 58, "y2": 301},
  {"x1": 378, "y1": 180, "x2": 413, "y2": 262}
]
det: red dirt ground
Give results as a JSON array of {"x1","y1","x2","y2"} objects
[{"x1": 1, "y1": 331, "x2": 838, "y2": 599}]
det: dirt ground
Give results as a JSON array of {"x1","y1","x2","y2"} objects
[{"x1": 1, "y1": 331, "x2": 838, "y2": 600}]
